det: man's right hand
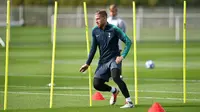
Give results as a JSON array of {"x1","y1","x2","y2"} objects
[{"x1": 79, "y1": 64, "x2": 89, "y2": 72}]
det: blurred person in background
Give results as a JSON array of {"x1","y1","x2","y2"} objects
[
  {"x1": 107, "y1": 4, "x2": 126, "y2": 79},
  {"x1": 80, "y1": 9, "x2": 133, "y2": 108}
]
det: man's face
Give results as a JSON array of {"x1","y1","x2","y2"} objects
[
  {"x1": 109, "y1": 8, "x2": 117, "y2": 17},
  {"x1": 95, "y1": 14, "x2": 106, "y2": 28}
]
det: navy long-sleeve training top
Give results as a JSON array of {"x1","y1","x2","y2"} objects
[{"x1": 86, "y1": 23, "x2": 132, "y2": 65}]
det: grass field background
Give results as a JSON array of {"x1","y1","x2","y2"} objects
[{"x1": 0, "y1": 27, "x2": 200, "y2": 112}]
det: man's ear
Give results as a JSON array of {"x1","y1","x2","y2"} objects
[{"x1": 104, "y1": 16, "x2": 107, "y2": 21}]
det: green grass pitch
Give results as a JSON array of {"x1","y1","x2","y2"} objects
[{"x1": 0, "y1": 27, "x2": 200, "y2": 112}]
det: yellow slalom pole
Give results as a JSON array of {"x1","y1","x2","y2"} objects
[
  {"x1": 83, "y1": 2, "x2": 92, "y2": 106},
  {"x1": 4, "y1": 0, "x2": 10, "y2": 110},
  {"x1": 50, "y1": 1, "x2": 58, "y2": 108},
  {"x1": 183, "y1": 0, "x2": 187, "y2": 103},
  {"x1": 132, "y1": 1, "x2": 138, "y2": 105}
]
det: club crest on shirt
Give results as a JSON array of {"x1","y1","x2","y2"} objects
[
  {"x1": 96, "y1": 34, "x2": 100, "y2": 37},
  {"x1": 108, "y1": 32, "x2": 111, "y2": 38}
]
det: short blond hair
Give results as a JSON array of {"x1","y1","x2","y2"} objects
[{"x1": 109, "y1": 4, "x2": 117, "y2": 10}]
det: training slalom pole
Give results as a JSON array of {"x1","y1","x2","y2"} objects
[
  {"x1": 83, "y1": 2, "x2": 93, "y2": 106},
  {"x1": 4, "y1": 0, "x2": 10, "y2": 110},
  {"x1": 132, "y1": 1, "x2": 138, "y2": 105},
  {"x1": 49, "y1": 1, "x2": 58, "y2": 108},
  {"x1": 183, "y1": 0, "x2": 187, "y2": 104}
]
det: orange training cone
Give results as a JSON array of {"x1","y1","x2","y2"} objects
[
  {"x1": 92, "y1": 92, "x2": 105, "y2": 100},
  {"x1": 148, "y1": 102, "x2": 165, "y2": 112}
]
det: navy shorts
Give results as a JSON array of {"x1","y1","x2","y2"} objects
[{"x1": 94, "y1": 58, "x2": 121, "y2": 82}]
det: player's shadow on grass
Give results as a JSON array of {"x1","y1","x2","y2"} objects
[{"x1": 101, "y1": 104, "x2": 150, "y2": 108}]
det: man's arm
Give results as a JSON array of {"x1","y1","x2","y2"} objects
[
  {"x1": 80, "y1": 30, "x2": 97, "y2": 72},
  {"x1": 117, "y1": 19, "x2": 126, "y2": 51},
  {"x1": 85, "y1": 30, "x2": 98, "y2": 65},
  {"x1": 115, "y1": 26, "x2": 132, "y2": 59},
  {"x1": 118, "y1": 19, "x2": 126, "y2": 33}
]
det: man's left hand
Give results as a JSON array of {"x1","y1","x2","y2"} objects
[{"x1": 115, "y1": 56, "x2": 123, "y2": 64}]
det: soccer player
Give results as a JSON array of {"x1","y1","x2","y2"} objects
[
  {"x1": 107, "y1": 4, "x2": 126, "y2": 78},
  {"x1": 79, "y1": 10, "x2": 133, "y2": 108}
]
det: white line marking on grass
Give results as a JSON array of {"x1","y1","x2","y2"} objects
[
  {"x1": 1, "y1": 85, "x2": 200, "y2": 94},
  {"x1": 0, "y1": 91, "x2": 200, "y2": 102}
]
